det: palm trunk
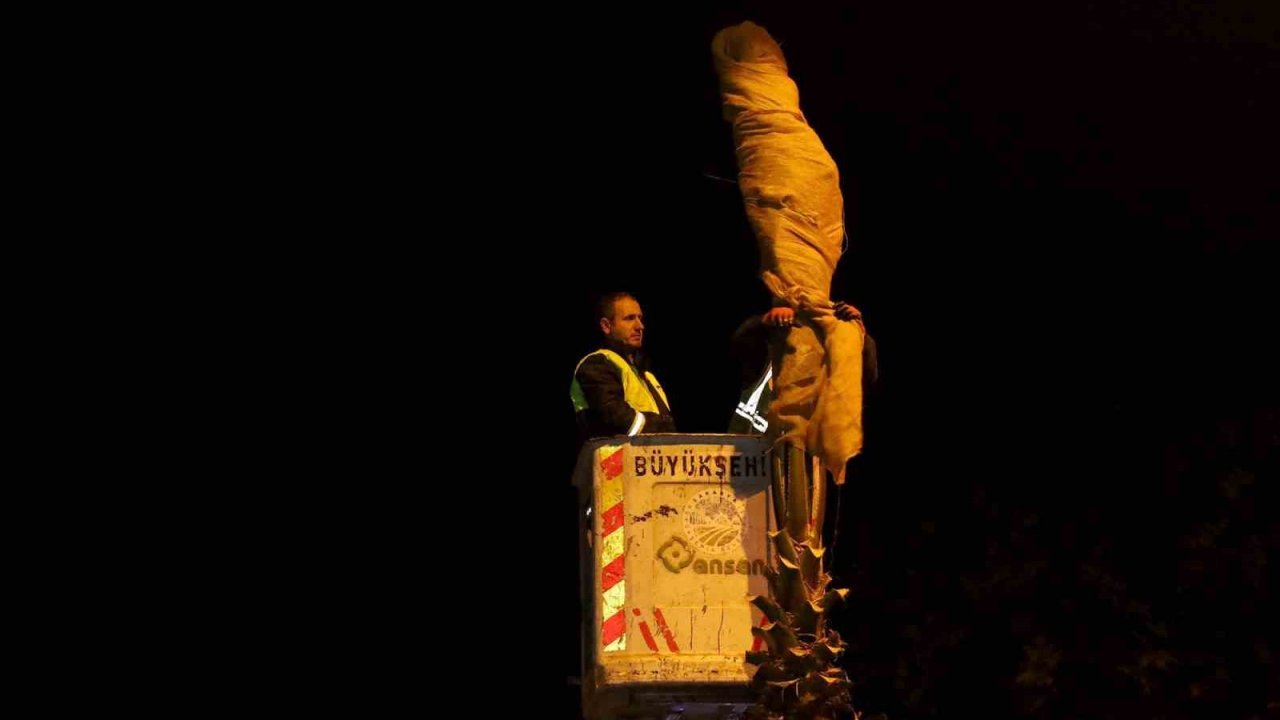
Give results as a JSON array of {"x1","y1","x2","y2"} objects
[{"x1": 748, "y1": 443, "x2": 853, "y2": 720}]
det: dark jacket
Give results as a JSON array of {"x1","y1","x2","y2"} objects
[{"x1": 573, "y1": 342, "x2": 676, "y2": 440}]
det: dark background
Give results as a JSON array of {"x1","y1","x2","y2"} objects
[{"x1": 480, "y1": 3, "x2": 1278, "y2": 717}]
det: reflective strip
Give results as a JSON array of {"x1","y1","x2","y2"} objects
[
  {"x1": 734, "y1": 366, "x2": 772, "y2": 432},
  {"x1": 742, "y1": 366, "x2": 773, "y2": 413},
  {"x1": 735, "y1": 405, "x2": 769, "y2": 432}
]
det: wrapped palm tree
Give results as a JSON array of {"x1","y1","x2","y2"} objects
[{"x1": 713, "y1": 21, "x2": 867, "y2": 720}]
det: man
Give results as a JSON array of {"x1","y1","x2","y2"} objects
[{"x1": 571, "y1": 292, "x2": 676, "y2": 439}]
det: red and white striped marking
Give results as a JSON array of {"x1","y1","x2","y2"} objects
[{"x1": 598, "y1": 447, "x2": 627, "y2": 652}]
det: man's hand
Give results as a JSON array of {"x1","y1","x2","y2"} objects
[
  {"x1": 834, "y1": 301, "x2": 862, "y2": 323},
  {"x1": 762, "y1": 307, "x2": 796, "y2": 327}
]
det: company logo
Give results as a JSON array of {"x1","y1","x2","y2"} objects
[{"x1": 683, "y1": 488, "x2": 747, "y2": 555}]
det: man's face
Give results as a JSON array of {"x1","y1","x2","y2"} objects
[{"x1": 602, "y1": 296, "x2": 645, "y2": 351}]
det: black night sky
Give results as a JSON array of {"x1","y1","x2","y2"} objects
[{"x1": 487, "y1": 3, "x2": 1278, "y2": 717}]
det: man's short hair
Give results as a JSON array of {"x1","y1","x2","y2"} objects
[{"x1": 597, "y1": 292, "x2": 636, "y2": 322}]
